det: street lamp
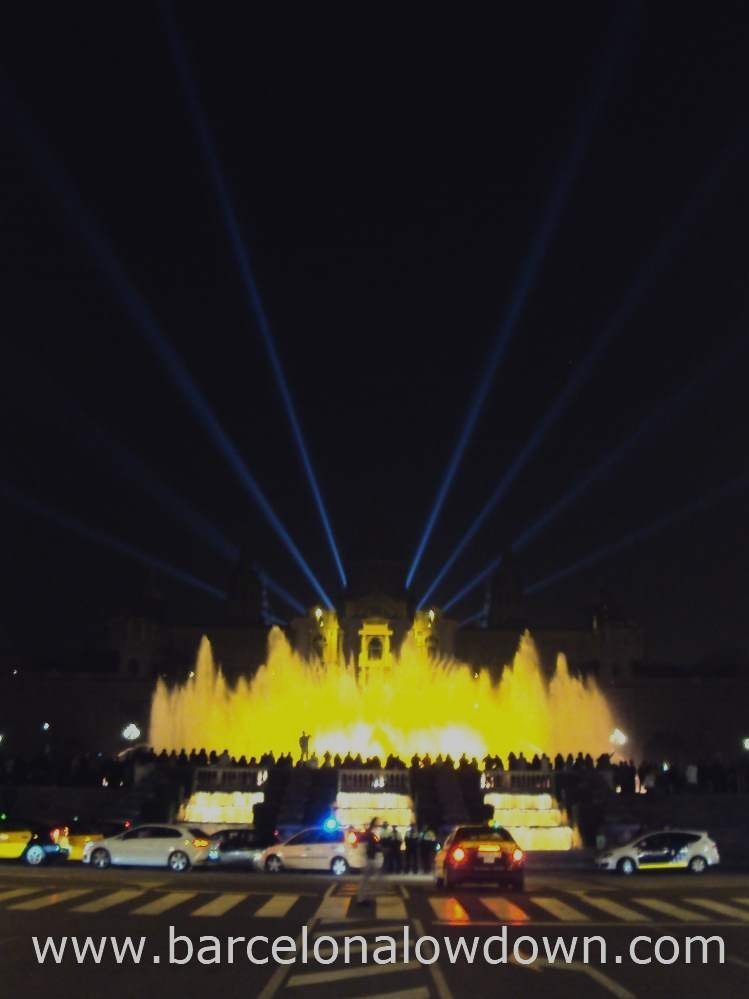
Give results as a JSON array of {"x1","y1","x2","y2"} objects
[
  {"x1": 742, "y1": 737, "x2": 749, "y2": 751},
  {"x1": 41, "y1": 721, "x2": 50, "y2": 732},
  {"x1": 609, "y1": 728, "x2": 628, "y2": 747},
  {"x1": 122, "y1": 723, "x2": 141, "y2": 742}
]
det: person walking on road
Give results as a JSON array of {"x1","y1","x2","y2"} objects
[{"x1": 355, "y1": 818, "x2": 381, "y2": 905}]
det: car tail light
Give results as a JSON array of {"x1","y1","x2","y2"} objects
[
  {"x1": 192, "y1": 838, "x2": 210, "y2": 848},
  {"x1": 346, "y1": 831, "x2": 358, "y2": 846},
  {"x1": 124, "y1": 820, "x2": 132, "y2": 829},
  {"x1": 50, "y1": 828, "x2": 60, "y2": 844},
  {"x1": 513, "y1": 848, "x2": 524, "y2": 862},
  {"x1": 62, "y1": 826, "x2": 69, "y2": 838},
  {"x1": 451, "y1": 846, "x2": 466, "y2": 863}
]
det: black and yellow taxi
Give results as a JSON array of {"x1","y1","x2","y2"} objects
[
  {"x1": 0, "y1": 817, "x2": 70, "y2": 865},
  {"x1": 435, "y1": 824, "x2": 525, "y2": 890}
]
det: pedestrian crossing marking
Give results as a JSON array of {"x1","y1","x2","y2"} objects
[
  {"x1": 73, "y1": 889, "x2": 146, "y2": 913},
  {"x1": 576, "y1": 895, "x2": 651, "y2": 922},
  {"x1": 531, "y1": 896, "x2": 590, "y2": 921},
  {"x1": 10, "y1": 889, "x2": 92, "y2": 911},
  {"x1": 191, "y1": 892, "x2": 248, "y2": 918},
  {"x1": 633, "y1": 898, "x2": 706, "y2": 922},
  {"x1": 376, "y1": 895, "x2": 407, "y2": 920},
  {"x1": 0, "y1": 887, "x2": 41, "y2": 904},
  {"x1": 254, "y1": 894, "x2": 298, "y2": 918},
  {"x1": 428, "y1": 897, "x2": 470, "y2": 922},
  {"x1": 315, "y1": 894, "x2": 351, "y2": 921},
  {"x1": 479, "y1": 896, "x2": 530, "y2": 922},
  {"x1": 131, "y1": 891, "x2": 196, "y2": 916},
  {"x1": 287, "y1": 961, "x2": 421, "y2": 988},
  {"x1": 685, "y1": 898, "x2": 749, "y2": 922}
]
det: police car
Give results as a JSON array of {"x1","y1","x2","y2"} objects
[{"x1": 596, "y1": 829, "x2": 720, "y2": 875}]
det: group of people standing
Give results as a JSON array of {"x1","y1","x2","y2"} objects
[{"x1": 377, "y1": 822, "x2": 437, "y2": 874}]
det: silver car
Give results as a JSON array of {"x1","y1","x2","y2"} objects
[
  {"x1": 82, "y1": 823, "x2": 212, "y2": 872},
  {"x1": 208, "y1": 827, "x2": 278, "y2": 868}
]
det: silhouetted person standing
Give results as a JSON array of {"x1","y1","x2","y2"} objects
[{"x1": 299, "y1": 731, "x2": 310, "y2": 762}]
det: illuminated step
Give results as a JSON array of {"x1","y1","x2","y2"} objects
[
  {"x1": 632, "y1": 898, "x2": 706, "y2": 922},
  {"x1": 530, "y1": 896, "x2": 590, "y2": 921},
  {"x1": 488, "y1": 809, "x2": 562, "y2": 827},
  {"x1": 131, "y1": 892, "x2": 196, "y2": 916},
  {"x1": 684, "y1": 899, "x2": 749, "y2": 922},
  {"x1": 576, "y1": 895, "x2": 651, "y2": 922},
  {"x1": 479, "y1": 896, "x2": 531, "y2": 922},
  {"x1": 253, "y1": 894, "x2": 298, "y2": 918},
  {"x1": 10, "y1": 889, "x2": 92, "y2": 911},
  {"x1": 73, "y1": 889, "x2": 146, "y2": 913},
  {"x1": 506, "y1": 827, "x2": 574, "y2": 851},
  {"x1": 428, "y1": 897, "x2": 469, "y2": 922},
  {"x1": 191, "y1": 892, "x2": 248, "y2": 917}
]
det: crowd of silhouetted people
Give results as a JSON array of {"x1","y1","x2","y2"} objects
[{"x1": 1, "y1": 745, "x2": 748, "y2": 794}]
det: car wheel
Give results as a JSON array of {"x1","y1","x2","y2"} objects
[
  {"x1": 90, "y1": 848, "x2": 111, "y2": 870},
  {"x1": 331, "y1": 856, "x2": 349, "y2": 876},
  {"x1": 24, "y1": 844, "x2": 46, "y2": 866},
  {"x1": 168, "y1": 850, "x2": 190, "y2": 873},
  {"x1": 617, "y1": 857, "x2": 636, "y2": 876},
  {"x1": 688, "y1": 855, "x2": 707, "y2": 874},
  {"x1": 265, "y1": 854, "x2": 283, "y2": 873}
]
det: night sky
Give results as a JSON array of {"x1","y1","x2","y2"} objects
[{"x1": 1, "y1": 3, "x2": 748, "y2": 663}]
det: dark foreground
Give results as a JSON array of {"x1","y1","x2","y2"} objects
[{"x1": 1, "y1": 862, "x2": 748, "y2": 998}]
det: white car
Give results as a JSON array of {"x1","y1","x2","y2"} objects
[
  {"x1": 596, "y1": 829, "x2": 720, "y2": 875},
  {"x1": 259, "y1": 826, "x2": 366, "y2": 875},
  {"x1": 82, "y1": 823, "x2": 212, "y2": 872}
]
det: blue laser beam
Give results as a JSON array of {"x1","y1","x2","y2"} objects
[
  {"x1": 443, "y1": 331, "x2": 749, "y2": 611},
  {"x1": 60, "y1": 402, "x2": 239, "y2": 562},
  {"x1": 459, "y1": 609, "x2": 486, "y2": 628},
  {"x1": 0, "y1": 481, "x2": 226, "y2": 600},
  {"x1": 405, "y1": 3, "x2": 639, "y2": 592},
  {"x1": 418, "y1": 135, "x2": 747, "y2": 609},
  {"x1": 254, "y1": 563, "x2": 307, "y2": 617},
  {"x1": 161, "y1": 2, "x2": 347, "y2": 590},
  {"x1": 3, "y1": 79, "x2": 334, "y2": 609},
  {"x1": 525, "y1": 472, "x2": 749, "y2": 595}
]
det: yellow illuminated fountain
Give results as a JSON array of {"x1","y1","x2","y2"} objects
[{"x1": 149, "y1": 627, "x2": 615, "y2": 762}]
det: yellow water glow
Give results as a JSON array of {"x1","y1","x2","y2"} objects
[{"x1": 149, "y1": 628, "x2": 615, "y2": 761}]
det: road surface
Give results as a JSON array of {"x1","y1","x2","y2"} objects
[{"x1": 0, "y1": 862, "x2": 747, "y2": 997}]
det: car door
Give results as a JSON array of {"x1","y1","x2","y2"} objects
[
  {"x1": 306, "y1": 830, "x2": 341, "y2": 870},
  {"x1": 220, "y1": 830, "x2": 248, "y2": 865},
  {"x1": 0, "y1": 824, "x2": 32, "y2": 859},
  {"x1": 110, "y1": 827, "x2": 156, "y2": 865},
  {"x1": 144, "y1": 827, "x2": 184, "y2": 866},
  {"x1": 664, "y1": 833, "x2": 692, "y2": 868},
  {"x1": 636, "y1": 833, "x2": 672, "y2": 868},
  {"x1": 282, "y1": 830, "x2": 316, "y2": 869}
]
